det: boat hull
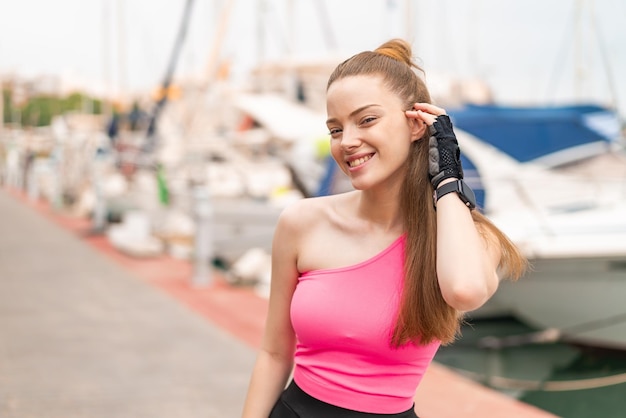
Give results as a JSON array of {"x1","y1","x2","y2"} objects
[{"x1": 482, "y1": 256, "x2": 626, "y2": 350}]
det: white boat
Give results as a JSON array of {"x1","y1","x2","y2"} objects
[{"x1": 451, "y1": 106, "x2": 626, "y2": 350}]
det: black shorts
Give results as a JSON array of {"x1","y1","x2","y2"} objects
[{"x1": 269, "y1": 380, "x2": 419, "y2": 418}]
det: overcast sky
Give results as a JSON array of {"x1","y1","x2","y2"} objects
[{"x1": 1, "y1": 0, "x2": 624, "y2": 117}]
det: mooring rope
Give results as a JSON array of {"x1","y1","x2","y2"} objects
[{"x1": 455, "y1": 368, "x2": 626, "y2": 391}]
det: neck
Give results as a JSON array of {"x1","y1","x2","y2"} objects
[{"x1": 355, "y1": 183, "x2": 403, "y2": 233}]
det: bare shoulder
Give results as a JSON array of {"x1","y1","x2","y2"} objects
[
  {"x1": 276, "y1": 193, "x2": 350, "y2": 234},
  {"x1": 270, "y1": 194, "x2": 343, "y2": 276}
]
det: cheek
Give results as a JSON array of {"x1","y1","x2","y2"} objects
[
  {"x1": 330, "y1": 141, "x2": 345, "y2": 168},
  {"x1": 389, "y1": 140, "x2": 413, "y2": 166}
]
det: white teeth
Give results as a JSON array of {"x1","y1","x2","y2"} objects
[{"x1": 348, "y1": 155, "x2": 372, "y2": 167}]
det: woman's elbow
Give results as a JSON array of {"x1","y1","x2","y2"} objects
[{"x1": 441, "y1": 274, "x2": 498, "y2": 311}]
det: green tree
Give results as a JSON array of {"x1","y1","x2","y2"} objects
[{"x1": 9, "y1": 91, "x2": 104, "y2": 127}]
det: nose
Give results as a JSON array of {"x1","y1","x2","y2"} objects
[{"x1": 340, "y1": 126, "x2": 361, "y2": 150}]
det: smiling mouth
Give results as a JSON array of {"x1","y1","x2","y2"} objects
[{"x1": 348, "y1": 154, "x2": 374, "y2": 168}]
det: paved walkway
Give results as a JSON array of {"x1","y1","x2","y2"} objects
[{"x1": 0, "y1": 188, "x2": 257, "y2": 418}]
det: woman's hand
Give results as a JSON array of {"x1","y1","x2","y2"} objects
[
  {"x1": 404, "y1": 102, "x2": 446, "y2": 126},
  {"x1": 406, "y1": 103, "x2": 463, "y2": 188}
]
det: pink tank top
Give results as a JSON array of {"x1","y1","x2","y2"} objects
[{"x1": 290, "y1": 235, "x2": 441, "y2": 414}]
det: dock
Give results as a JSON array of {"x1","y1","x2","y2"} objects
[{"x1": 0, "y1": 187, "x2": 557, "y2": 417}]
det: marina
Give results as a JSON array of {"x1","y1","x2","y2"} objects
[
  {"x1": 2, "y1": 63, "x2": 626, "y2": 418},
  {"x1": 2, "y1": 1, "x2": 626, "y2": 416}
]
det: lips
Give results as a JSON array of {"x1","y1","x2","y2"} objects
[{"x1": 347, "y1": 153, "x2": 374, "y2": 168}]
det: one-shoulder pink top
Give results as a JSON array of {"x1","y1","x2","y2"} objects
[{"x1": 290, "y1": 235, "x2": 441, "y2": 414}]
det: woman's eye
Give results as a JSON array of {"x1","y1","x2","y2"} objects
[
  {"x1": 328, "y1": 128, "x2": 342, "y2": 138},
  {"x1": 361, "y1": 116, "x2": 377, "y2": 125}
]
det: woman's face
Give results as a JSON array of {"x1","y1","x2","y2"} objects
[{"x1": 326, "y1": 74, "x2": 421, "y2": 192}]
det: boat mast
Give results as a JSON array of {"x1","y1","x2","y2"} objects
[
  {"x1": 286, "y1": 0, "x2": 294, "y2": 57},
  {"x1": 101, "y1": 0, "x2": 112, "y2": 119},
  {"x1": 574, "y1": 0, "x2": 584, "y2": 100},
  {"x1": 312, "y1": 0, "x2": 337, "y2": 52},
  {"x1": 116, "y1": 0, "x2": 128, "y2": 107},
  {"x1": 200, "y1": 0, "x2": 235, "y2": 87},
  {"x1": 405, "y1": 0, "x2": 413, "y2": 41},
  {"x1": 257, "y1": 0, "x2": 266, "y2": 67},
  {"x1": 143, "y1": 0, "x2": 196, "y2": 153},
  {"x1": 180, "y1": 0, "x2": 235, "y2": 136}
]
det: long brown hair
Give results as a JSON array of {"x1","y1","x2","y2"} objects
[{"x1": 327, "y1": 39, "x2": 527, "y2": 346}]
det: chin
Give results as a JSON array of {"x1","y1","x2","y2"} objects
[{"x1": 349, "y1": 179, "x2": 371, "y2": 191}]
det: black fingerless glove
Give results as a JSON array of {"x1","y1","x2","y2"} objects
[{"x1": 428, "y1": 115, "x2": 464, "y2": 189}]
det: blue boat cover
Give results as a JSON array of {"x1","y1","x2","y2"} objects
[{"x1": 448, "y1": 104, "x2": 621, "y2": 164}]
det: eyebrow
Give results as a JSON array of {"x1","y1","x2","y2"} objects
[{"x1": 326, "y1": 104, "x2": 381, "y2": 126}]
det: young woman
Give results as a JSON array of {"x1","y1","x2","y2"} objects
[{"x1": 242, "y1": 38, "x2": 527, "y2": 418}]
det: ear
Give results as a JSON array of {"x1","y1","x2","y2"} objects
[{"x1": 409, "y1": 117, "x2": 427, "y2": 142}]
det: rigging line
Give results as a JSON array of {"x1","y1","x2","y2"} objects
[
  {"x1": 543, "y1": 1, "x2": 577, "y2": 104},
  {"x1": 456, "y1": 368, "x2": 626, "y2": 392},
  {"x1": 589, "y1": 1, "x2": 621, "y2": 116}
]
